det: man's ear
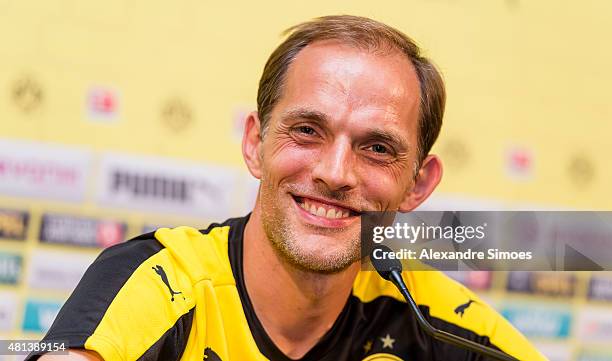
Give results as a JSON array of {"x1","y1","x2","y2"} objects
[
  {"x1": 399, "y1": 154, "x2": 443, "y2": 212},
  {"x1": 242, "y1": 111, "x2": 263, "y2": 179}
]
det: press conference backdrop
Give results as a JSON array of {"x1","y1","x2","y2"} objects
[{"x1": 0, "y1": 1, "x2": 611, "y2": 360}]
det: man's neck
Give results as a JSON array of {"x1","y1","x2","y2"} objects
[{"x1": 243, "y1": 207, "x2": 359, "y2": 359}]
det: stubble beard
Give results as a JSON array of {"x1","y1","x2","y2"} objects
[{"x1": 259, "y1": 179, "x2": 361, "y2": 274}]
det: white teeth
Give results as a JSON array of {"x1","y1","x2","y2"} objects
[
  {"x1": 309, "y1": 203, "x2": 318, "y2": 215},
  {"x1": 316, "y1": 207, "x2": 326, "y2": 217},
  {"x1": 299, "y1": 199, "x2": 352, "y2": 219}
]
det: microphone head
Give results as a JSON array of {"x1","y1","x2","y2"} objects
[{"x1": 369, "y1": 244, "x2": 403, "y2": 280}]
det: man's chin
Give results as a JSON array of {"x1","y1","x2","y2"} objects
[
  {"x1": 272, "y1": 237, "x2": 361, "y2": 274},
  {"x1": 283, "y1": 252, "x2": 358, "y2": 274},
  {"x1": 262, "y1": 206, "x2": 361, "y2": 273}
]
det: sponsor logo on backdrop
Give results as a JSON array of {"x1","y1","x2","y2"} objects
[
  {"x1": 568, "y1": 154, "x2": 595, "y2": 187},
  {"x1": 505, "y1": 146, "x2": 533, "y2": 180},
  {"x1": 39, "y1": 213, "x2": 125, "y2": 248},
  {"x1": 22, "y1": 299, "x2": 62, "y2": 333},
  {"x1": 86, "y1": 86, "x2": 119, "y2": 122},
  {"x1": 438, "y1": 139, "x2": 469, "y2": 171},
  {"x1": 0, "y1": 252, "x2": 22, "y2": 285},
  {"x1": 505, "y1": 0, "x2": 520, "y2": 10},
  {"x1": 444, "y1": 271, "x2": 492, "y2": 290},
  {"x1": 97, "y1": 153, "x2": 238, "y2": 218},
  {"x1": 0, "y1": 292, "x2": 17, "y2": 331},
  {"x1": 501, "y1": 304, "x2": 571, "y2": 338},
  {"x1": 0, "y1": 139, "x2": 91, "y2": 202},
  {"x1": 506, "y1": 272, "x2": 576, "y2": 297},
  {"x1": 588, "y1": 275, "x2": 612, "y2": 301},
  {"x1": 11, "y1": 75, "x2": 43, "y2": 113},
  {"x1": 0, "y1": 208, "x2": 29, "y2": 240},
  {"x1": 27, "y1": 250, "x2": 95, "y2": 291},
  {"x1": 161, "y1": 97, "x2": 193, "y2": 132},
  {"x1": 576, "y1": 307, "x2": 612, "y2": 342}
]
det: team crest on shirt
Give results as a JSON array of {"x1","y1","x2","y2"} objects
[{"x1": 362, "y1": 353, "x2": 404, "y2": 361}]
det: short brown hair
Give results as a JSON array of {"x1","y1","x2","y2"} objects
[{"x1": 257, "y1": 15, "x2": 445, "y2": 163}]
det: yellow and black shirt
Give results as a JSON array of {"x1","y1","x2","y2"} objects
[{"x1": 30, "y1": 215, "x2": 545, "y2": 361}]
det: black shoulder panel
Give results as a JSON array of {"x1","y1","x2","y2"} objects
[{"x1": 135, "y1": 307, "x2": 195, "y2": 361}]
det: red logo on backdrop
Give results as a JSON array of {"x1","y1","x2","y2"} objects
[
  {"x1": 510, "y1": 150, "x2": 531, "y2": 172},
  {"x1": 96, "y1": 221, "x2": 124, "y2": 248},
  {"x1": 87, "y1": 87, "x2": 119, "y2": 121},
  {"x1": 506, "y1": 147, "x2": 533, "y2": 179},
  {"x1": 0, "y1": 159, "x2": 78, "y2": 186},
  {"x1": 467, "y1": 271, "x2": 492, "y2": 289}
]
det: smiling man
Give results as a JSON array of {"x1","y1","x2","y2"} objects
[{"x1": 32, "y1": 15, "x2": 544, "y2": 361}]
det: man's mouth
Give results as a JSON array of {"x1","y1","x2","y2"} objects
[{"x1": 292, "y1": 195, "x2": 359, "y2": 220}]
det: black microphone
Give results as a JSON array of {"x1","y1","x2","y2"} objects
[{"x1": 369, "y1": 245, "x2": 519, "y2": 361}]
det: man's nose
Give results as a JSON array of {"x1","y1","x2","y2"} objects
[{"x1": 311, "y1": 139, "x2": 358, "y2": 191}]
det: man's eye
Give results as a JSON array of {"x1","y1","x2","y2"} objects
[
  {"x1": 297, "y1": 126, "x2": 315, "y2": 135},
  {"x1": 370, "y1": 144, "x2": 388, "y2": 154}
]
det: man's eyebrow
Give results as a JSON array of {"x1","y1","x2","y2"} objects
[
  {"x1": 280, "y1": 108, "x2": 330, "y2": 125},
  {"x1": 280, "y1": 107, "x2": 411, "y2": 152},
  {"x1": 367, "y1": 129, "x2": 410, "y2": 152}
]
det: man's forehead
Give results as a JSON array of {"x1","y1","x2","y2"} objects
[{"x1": 277, "y1": 40, "x2": 421, "y2": 134}]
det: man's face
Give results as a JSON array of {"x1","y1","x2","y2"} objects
[{"x1": 257, "y1": 41, "x2": 422, "y2": 273}]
